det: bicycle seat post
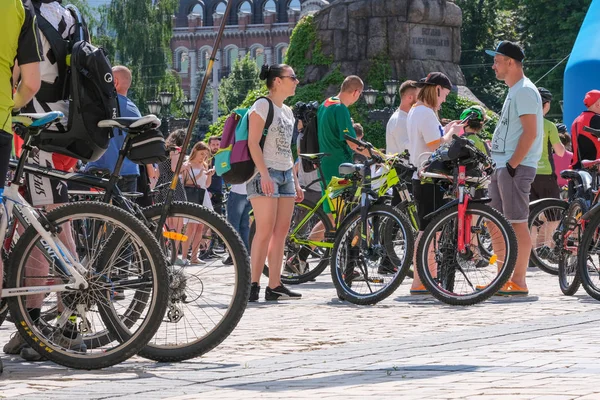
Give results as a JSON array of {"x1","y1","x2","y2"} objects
[
  {"x1": 12, "y1": 127, "x2": 35, "y2": 187},
  {"x1": 102, "y1": 128, "x2": 132, "y2": 203}
]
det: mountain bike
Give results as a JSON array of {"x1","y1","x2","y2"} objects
[
  {"x1": 2, "y1": 112, "x2": 168, "y2": 369},
  {"x1": 416, "y1": 136, "x2": 518, "y2": 306},
  {"x1": 249, "y1": 148, "x2": 420, "y2": 284},
  {"x1": 572, "y1": 126, "x2": 600, "y2": 301},
  {"x1": 4, "y1": 114, "x2": 251, "y2": 363},
  {"x1": 329, "y1": 135, "x2": 414, "y2": 305}
]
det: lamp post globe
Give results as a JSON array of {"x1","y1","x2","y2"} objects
[
  {"x1": 362, "y1": 88, "x2": 379, "y2": 107},
  {"x1": 147, "y1": 100, "x2": 161, "y2": 116},
  {"x1": 384, "y1": 79, "x2": 399, "y2": 96},
  {"x1": 183, "y1": 99, "x2": 195, "y2": 115},
  {"x1": 158, "y1": 91, "x2": 174, "y2": 107}
]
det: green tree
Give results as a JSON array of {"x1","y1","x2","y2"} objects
[
  {"x1": 512, "y1": 0, "x2": 592, "y2": 117},
  {"x1": 218, "y1": 54, "x2": 261, "y2": 113},
  {"x1": 106, "y1": 0, "x2": 178, "y2": 112}
]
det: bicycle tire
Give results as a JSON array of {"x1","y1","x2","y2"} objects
[
  {"x1": 330, "y1": 204, "x2": 414, "y2": 305},
  {"x1": 6, "y1": 201, "x2": 168, "y2": 369},
  {"x1": 577, "y1": 209, "x2": 600, "y2": 301},
  {"x1": 528, "y1": 198, "x2": 568, "y2": 275},
  {"x1": 558, "y1": 199, "x2": 585, "y2": 296},
  {"x1": 136, "y1": 202, "x2": 250, "y2": 362},
  {"x1": 416, "y1": 202, "x2": 517, "y2": 306},
  {"x1": 250, "y1": 200, "x2": 334, "y2": 284}
]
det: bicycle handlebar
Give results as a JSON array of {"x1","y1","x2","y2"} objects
[{"x1": 344, "y1": 134, "x2": 384, "y2": 164}]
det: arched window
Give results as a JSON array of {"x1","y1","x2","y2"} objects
[
  {"x1": 239, "y1": 0, "x2": 252, "y2": 13},
  {"x1": 264, "y1": 0, "x2": 277, "y2": 13},
  {"x1": 276, "y1": 45, "x2": 288, "y2": 64},
  {"x1": 224, "y1": 45, "x2": 239, "y2": 69},
  {"x1": 288, "y1": 0, "x2": 301, "y2": 12},
  {"x1": 251, "y1": 46, "x2": 265, "y2": 68},
  {"x1": 215, "y1": 1, "x2": 227, "y2": 15},
  {"x1": 180, "y1": 51, "x2": 189, "y2": 73},
  {"x1": 174, "y1": 47, "x2": 190, "y2": 73},
  {"x1": 198, "y1": 47, "x2": 212, "y2": 70},
  {"x1": 190, "y1": 2, "x2": 204, "y2": 18}
]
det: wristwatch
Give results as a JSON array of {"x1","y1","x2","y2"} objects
[{"x1": 506, "y1": 162, "x2": 517, "y2": 177}]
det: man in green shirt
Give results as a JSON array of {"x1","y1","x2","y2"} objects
[
  {"x1": 530, "y1": 87, "x2": 565, "y2": 201},
  {"x1": 529, "y1": 88, "x2": 566, "y2": 265},
  {"x1": 317, "y1": 75, "x2": 365, "y2": 211}
]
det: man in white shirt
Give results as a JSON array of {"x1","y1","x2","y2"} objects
[{"x1": 386, "y1": 80, "x2": 419, "y2": 155}]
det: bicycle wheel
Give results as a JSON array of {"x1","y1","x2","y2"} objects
[
  {"x1": 558, "y1": 199, "x2": 585, "y2": 296},
  {"x1": 528, "y1": 199, "x2": 568, "y2": 275},
  {"x1": 250, "y1": 200, "x2": 333, "y2": 284},
  {"x1": 137, "y1": 202, "x2": 250, "y2": 362},
  {"x1": 6, "y1": 202, "x2": 168, "y2": 369},
  {"x1": 330, "y1": 204, "x2": 414, "y2": 305},
  {"x1": 416, "y1": 202, "x2": 517, "y2": 306},
  {"x1": 577, "y1": 209, "x2": 600, "y2": 301}
]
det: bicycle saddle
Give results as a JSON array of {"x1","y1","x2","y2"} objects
[
  {"x1": 97, "y1": 115, "x2": 161, "y2": 131},
  {"x1": 339, "y1": 162, "x2": 364, "y2": 176},
  {"x1": 13, "y1": 111, "x2": 64, "y2": 128},
  {"x1": 299, "y1": 153, "x2": 330, "y2": 162}
]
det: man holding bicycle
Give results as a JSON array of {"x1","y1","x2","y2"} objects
[
  {"x1": 486, "y1": 41, "x2": 544, "y2": 295},
  {"x1": 0, "y1": 0, "x2": 44, "y2": 374}
]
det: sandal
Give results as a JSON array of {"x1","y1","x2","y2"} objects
[
  {"x1": 496, "y1": 281, "x2": 529, "y2": 296},
  {"x1": 410, "y1": 285, "x2": 430, "y2": 295}
]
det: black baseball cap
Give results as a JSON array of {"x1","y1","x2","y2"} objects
[
  {"x1": 415, "y1": 72, "x2": 454, "y2": 91},
  {"x1": 485, "y1": 41, "x2": 525, "y2": 62}
]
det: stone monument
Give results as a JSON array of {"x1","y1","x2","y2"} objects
[{"x1": 305, "y1": 0, "x2": 465, "y2": 86}]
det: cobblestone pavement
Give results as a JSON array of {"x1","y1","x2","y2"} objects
[{"x1": 1, "y1": 265, "x2": 600, "y2": 399}]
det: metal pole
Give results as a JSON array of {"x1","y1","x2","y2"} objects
[{"x1": 156, "y1": 0, "x2": 233, "y2": 234}]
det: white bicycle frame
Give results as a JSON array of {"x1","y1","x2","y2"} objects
[{"x1": 0, "y1": 183, "x2": 88, "y2": 298}]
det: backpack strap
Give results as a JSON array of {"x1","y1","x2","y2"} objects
[
  {"x1": 257, "y1": 96, "x2": 275, "y2": 148},
  {"x1": 33, "y1": 9, "x2": 69, "y2": 103}
]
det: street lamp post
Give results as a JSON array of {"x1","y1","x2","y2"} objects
[
  {"x1": 158, "y1": 91, "x2": 174, "y2": 137},
  {"x1": 364, "y1": 80, "x2": 400, "y2": 125}
]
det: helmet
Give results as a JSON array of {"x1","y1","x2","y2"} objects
[
  {"x1": 538, "y1": 87, "x2": 553, "y2": 103},
  {"x1": 555, "y1": 123, "x2": 567, "y2": 134},
  {"x1": 460, "y1": 105, "x2": 486, "y2": 122}
]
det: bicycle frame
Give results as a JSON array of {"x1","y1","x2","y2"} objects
[
  {"x1": 289, "y1": 180, "x2": 357, "y2": 249},
  {"x1": 1, "y1": 169, "x2": 88, "y2": 299},
  {"x1": 456, "y1": 165, "x2": 472, "y2": 254}
]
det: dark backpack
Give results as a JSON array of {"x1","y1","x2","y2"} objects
[
  {"x1": 214, "y1": 97, "x2": 274, "y2": 184},
  {"x1": 297, "y1": 101, "x2": 320, "y2": 172},
  {"x1": 32, "y1": 3, "x2": 118, "y2": 162}
]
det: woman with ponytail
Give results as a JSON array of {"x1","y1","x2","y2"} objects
[
  {"x1": 246, "y1": 64, "x2": 304, "y2": 302},
  {"x1": 406, "y1": 72, "x2": 464, "y2": 295}
]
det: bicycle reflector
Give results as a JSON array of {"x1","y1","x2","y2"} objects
[{"x1": 163, "y1": 231, "x2": 189, "y2": 242}]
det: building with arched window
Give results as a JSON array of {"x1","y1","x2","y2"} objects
[{"x1": 171, "y1": 0, "x2": 328, "y2": 97}]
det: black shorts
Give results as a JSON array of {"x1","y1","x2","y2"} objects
[
  {"x1": 413, "y1": 179, "x2": 446, "y2": 231},
  {"x1": 529, "y1": 174, "x2": 560, "y2": 202}
]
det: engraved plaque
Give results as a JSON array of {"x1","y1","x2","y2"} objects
[{"x1": 409, "y1": 24, "x2": 453, "y2": 61}]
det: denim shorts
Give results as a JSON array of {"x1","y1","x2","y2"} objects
[{"x1": 247, "y1": 168, "x2": 296, "y2": 200}]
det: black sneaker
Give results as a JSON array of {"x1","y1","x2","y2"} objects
[
  {"x1": 249, "y1": 282, "x2": 260, "y2": 302},
  {"x1": 265, "y1": 285, "x2": 302, "y2": 301},
  {"x1": 222, "y1": 255, "x2": 233, "y2": 265}
]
